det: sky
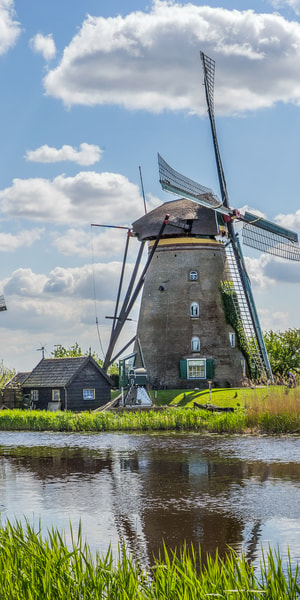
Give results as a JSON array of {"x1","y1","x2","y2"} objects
[{"x1": 0, "y1": 0, "x2": 299, "y2": 372}]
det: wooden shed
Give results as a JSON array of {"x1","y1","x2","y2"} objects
[{"x1": 22, "y1": 356, "x2": 113, "y2": 411}]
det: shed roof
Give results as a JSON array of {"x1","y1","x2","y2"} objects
[
  {"x1": 132, "y1": 198, "x2": 219, "y2": 240},
  {"x1": 4, "y1": 372, "x2": 31, "y2": 388},
  {"x1": 23, "y1": 356, "x2": 112, "y2": 388}
]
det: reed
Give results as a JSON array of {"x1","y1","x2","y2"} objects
[
  {"x1": 0, "y1": 519, "x2": 299, "y2": 599},
  {"x1": 245, "y1": 387, "x2": 300, "y2": 433}
]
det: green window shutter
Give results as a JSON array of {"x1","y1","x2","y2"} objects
[
  {"x1": 206, "y1": 358, "x2": 215, "y2": 379},
  {"x1": 179, "y1": 359, "x2": 187, "y2": 379}
]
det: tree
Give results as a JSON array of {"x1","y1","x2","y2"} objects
[
  {"x1": 51, "y1": 343, "x2": 86, "y2": 358},
  {"x1": 264, "y1": 328, "x2": 300, "y2": 377},
  {"x1": 0, "y1": 360, "x2": 16, "y2": 388},
  {"x1": 51, "y1": 343, "x2": 119, "y2": 377}
]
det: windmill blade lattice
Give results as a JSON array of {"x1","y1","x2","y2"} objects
[
  {"x1": 200, "y1": 51, "x2": 273, "y2": 381},
  {"x1": 222, "y1": 242, "x2": 270, "y2": 380},
  {"x1": 200, "y1": 53, "x2": 215, "y2": 115},
  {"x1": 0, "y1": 295, "x2": 7, "y2": 312},
  {"x1": 158, "y1": 153, "x2": 229, "y2": 215},
  {"x1": 242, "y1": 212, "x2": 300, "y2": 261},
  {"x1": 200, "y1": 51, "x2": 230, "y2": 208}
]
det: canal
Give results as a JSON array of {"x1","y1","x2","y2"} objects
[{"x1": 0, "y1": 431, "x2": 300, "y2": 568}]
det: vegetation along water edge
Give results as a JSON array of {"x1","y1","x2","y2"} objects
[
  {"x1": 0, "y1": 519, "x2": 299, "y2": 599},
  {"x1": 0, "y1": 385, "x2": 299, "y2": 433}
]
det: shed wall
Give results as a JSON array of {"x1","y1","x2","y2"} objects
[
  {"x1": 67, "y1": 363, "x2": 111, "y2": 411},
  {"x1": 22, "y1": 387, "x2": 66, "y2": 410}
]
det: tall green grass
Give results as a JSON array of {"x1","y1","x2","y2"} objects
[
  {"x1": 0, "y1": 407, "x2": 247, "y2": 433},
  {"x1": 0, "y1": 385, "x2": 299, "y2": 433},
  {"x1": 0, "y1": 519, "x2": 299, "y2": 599}
]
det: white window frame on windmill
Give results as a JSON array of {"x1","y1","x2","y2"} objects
[
  {"x1": 190, "y1": 302, "x2": 200, "y2": 318},
  {"x1": 229, "y1": 332, "x2": 235, "y2": 348},
  {"x1": 191, "y1": 336, "x2": 200, "y2": 352},
  {"x1": 187, "y1": 359, "x2": 206, "y2": 379},
  {"x1": 189, "y1": 270, "x2": 198, "y2": 281},
  {"x1": 52, "y1": 389, "x2": 61, "y2": 402},
  {"x1": 241, "y1": 359, "x2": 246, "y2": 377}
]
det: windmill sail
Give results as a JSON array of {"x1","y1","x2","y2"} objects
[
  {"x1": 158, "y1": 153, "x2": 300, "y2": 263},
  {"x1": 242, "y1": 212, "x2": 300, "y2": 261},
  {"x1": 223, "y1": 240, "x2": 272, "y2": 380},
  {"x1": 158, "y1": 153, "x2": 230, "y2": 215},
  {"x1": 200, "y1": 51, "x2": 273, "y2": 381},
  {"x1": 157, "y1": 54, "x2": 274, "y2": 381},
  {"x1": 0, "y1": 295, "x2": 7, "y2": 312},
  {"x1": 200, "y1": 51, "x2": 230, "y2": 209}
]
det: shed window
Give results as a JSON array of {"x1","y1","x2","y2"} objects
[
  {"x1": 187, "y1": 359, "x2": 206, "y2": 379},
  {"x1": 191, "y1": 336, "x2": 200, "y2": 352},
  {"x1": 83, "y1": 389, "x2": 95, "y2": 400},
  {"x1": 190, "y1": 302, "x2": 199, "y2": 317},
  {"x1": 52, "y1": 389, "x2": 60, "y2": 401},
  {"x1": 31, "y1": 390, "x2": 39, "y2": 402},
  {"x1": 189, "y1": 270, "x2": 198, "y2": 281}
]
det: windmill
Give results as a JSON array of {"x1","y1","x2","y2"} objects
[
  {"x1": 36, "y1": 343, "x2": 47, "y2": 359},
  {"x1": 127, "y1": 52, "x2": 300, "y2": 389},
  {"x1": 102, "y1": 53, "x2": 299, "y2": 389}
]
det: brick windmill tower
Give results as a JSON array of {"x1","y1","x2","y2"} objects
[{"x1": 132, "y1": 196, "x2": 247, "y2": 389}]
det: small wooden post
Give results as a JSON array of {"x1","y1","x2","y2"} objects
[{"x1": 208, "y1": 380, "x2": 212, "y2": 402}]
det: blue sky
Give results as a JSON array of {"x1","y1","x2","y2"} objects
[{"x1": 0, "y1": 0, "x2": 299, "y2": 371}]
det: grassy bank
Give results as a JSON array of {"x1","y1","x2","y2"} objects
[
  {"x1": 0, "y1": 386, "x2": 299, "y2": 433},
  {"x1": 0, "y1": 519, "x2": 299, "y2": 599},
  {"x1": 0, "y1": 406, "x2": 246, "y2": 432}
]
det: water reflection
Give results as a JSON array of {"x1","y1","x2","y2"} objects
[{"x1": 0, "y1": 432, "x2": 300, "y2": 568}]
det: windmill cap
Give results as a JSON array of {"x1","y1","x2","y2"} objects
[{"x1": 132, "y1": 198, "x2": 219, "y2": 241}]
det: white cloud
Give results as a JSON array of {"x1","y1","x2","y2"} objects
[
  {"x1": 52, "y1": 226, "x2": 140, "y2": 259},
  {"x1": 25, "y1": 143, "x2": 102, "y2": 166},
  {"x1": 2, "y1": 261, "x2": 138, "y2": 302},
  {"x1": 44, "y1": 1, "x2": 300, "y2": 114},
  {"x1": 3, "y1": 268, "x2": 48, "y2": 297},
  {"x1": 145, "y1": 192, "x2": 162, "y2": 211},
  {"x1": 270, "y1": 0, "x2": 300, "y2": 16},
  {"x1": 0, "y1": 171, "x2": 143, "y2": 226},
  {"x1": 29, "y1": 33, "x2": 56, "y2": 61},
  {"x1": 258, "y1": 307, "x2": 289, "y2": 331},
  {"x1": 43, "y1": 262, "x2": 127, "y2": 301},
  {"x1": 52, "y1": 228, "x2": 94, "y2": 257},
  {"x1": 245, "y1": 254, "x2": 276, "y2": 289},
  {"x1": 1, "y1": 261, "x2": 140, "y2": 370},
  {"x1": 0, "y1": 0, "x2": 20, "y2": 55},
  {"x1": 275, "y1": 208, "x2": 300, "y2": 231},
  {"x1": 0, "y1": 228, "x2": 44, "y2": 251},
  {"x1": 263, "y1": 256, "x2": 300, "y2": 282},
  {"x1": 245, "y1": 253, "x2": 300, "y2": 288},
  {"x1": 239, "y1": 205, "x2": 265, "y2": 219}
]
